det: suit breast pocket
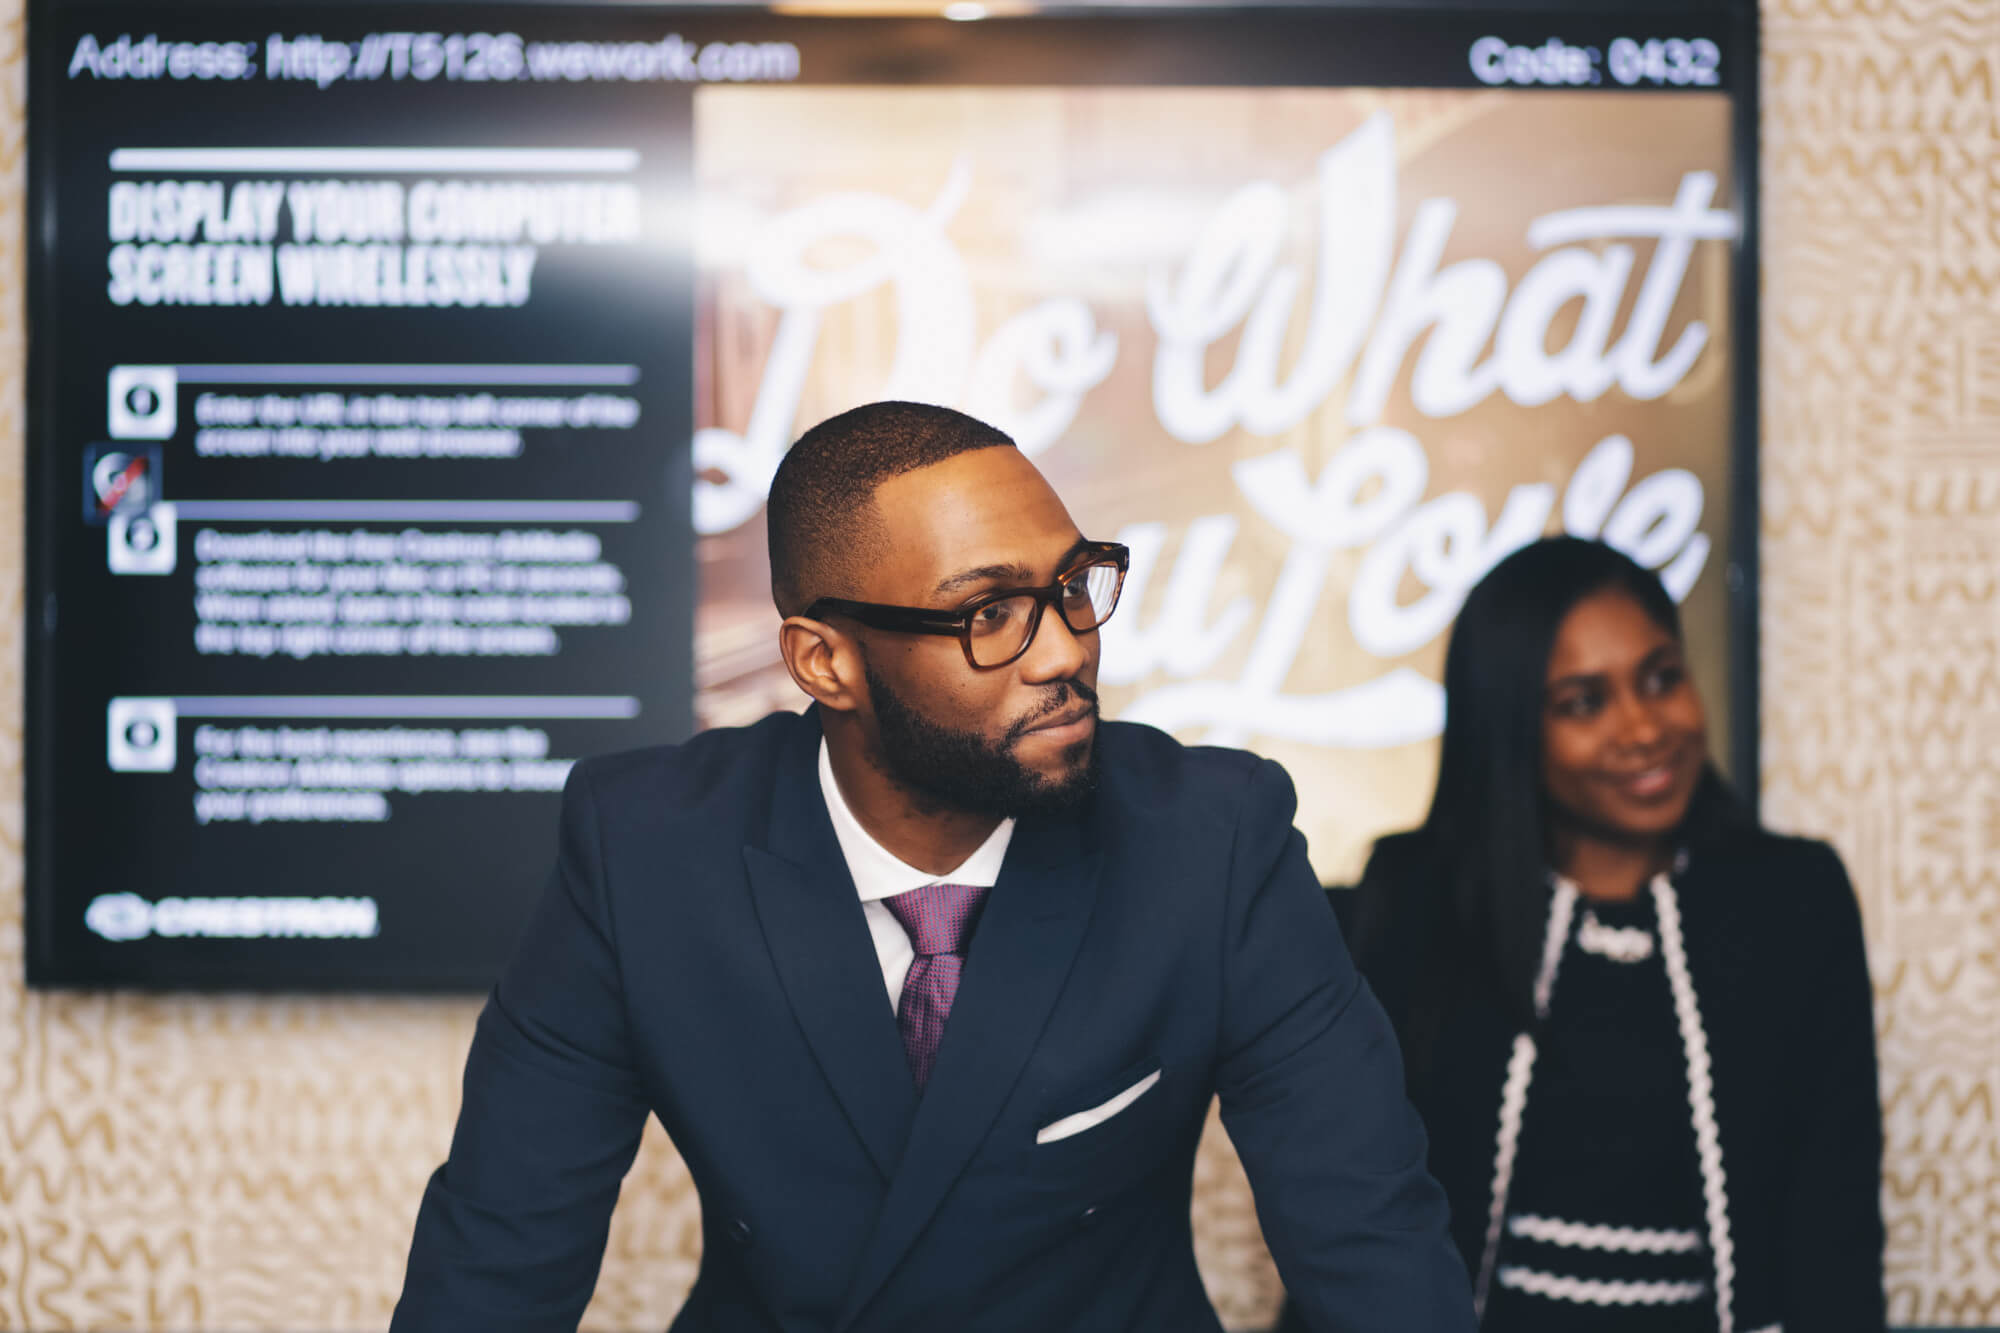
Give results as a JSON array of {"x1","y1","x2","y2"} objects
[{"x1": 1020, "y1": 1057, "x2": 1177, "y2": 1191}]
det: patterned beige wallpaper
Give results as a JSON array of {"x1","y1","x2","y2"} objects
[
  {"x1": 0, "y1": 0, "x2": 1992, "y2": 1328},
  {"x1": 1759, "y1": 1, "x2": 2000, "y2": 1324}
]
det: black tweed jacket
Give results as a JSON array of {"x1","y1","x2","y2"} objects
[{"x1": 1284, "y1": 825, "x2": 1884, "y2": 1333}]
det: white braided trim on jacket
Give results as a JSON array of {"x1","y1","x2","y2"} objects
[
  {"x1": 1534, "y1": 879, "x2": 1580, "y2": 1019},
  {"x1": 1651, "y1": 871, "x2": 1737, "y2": 1333},
  {"x1": 1472, "y1": 878, "x2": 1578, "y2": 1318},
  {"x1": 1496, "y1": 1266, "x2": 1707, "y2": 1306},
  {"x1": 1474, "y1": 872, "x2": 1739, "y2": 1330},
  {"x1": 1507, "y1": 1214, "x2": 1702, "y2": 1254}
]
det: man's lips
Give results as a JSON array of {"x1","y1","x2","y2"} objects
[{"x1": 1022, "y1": 705, "x2": 1096, "y2": 743}]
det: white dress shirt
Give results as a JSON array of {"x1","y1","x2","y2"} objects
[{"x1": 818, "y1": 738, "x2": 1014, "y2": 1014}]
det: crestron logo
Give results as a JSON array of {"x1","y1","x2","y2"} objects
[
  {"x1": 82, "y1": 893, "x2": 381, "y2": 942},
  {"x1": 84, "y1": 892, "x2": 154, "y2": 941}
]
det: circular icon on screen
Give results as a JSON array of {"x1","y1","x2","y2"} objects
[
  {"x1": 107, "y1": 697, "x2": 177, "y2": 772},
  {"x1": 107, "y1": 366, "x2": 177, "y2": 440},
  {"x1": 108, "y1": 502, "x2": 177, "y2": 575}
]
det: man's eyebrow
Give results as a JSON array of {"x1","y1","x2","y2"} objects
[
  {"x1": 932, "y1": 538, "x2": 1093, "y2": 598},
  {"x1": 934, "y1": 562, "x2": 1036, "y2": 597}
]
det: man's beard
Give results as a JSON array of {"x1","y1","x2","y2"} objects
[{"x1": 864, "y1": 661, "x2": 1100, "y2": 820}]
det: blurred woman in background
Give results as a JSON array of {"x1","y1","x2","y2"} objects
[{"x1": 1286, "y1": 536, "x2": 1883, "y2": 1333}]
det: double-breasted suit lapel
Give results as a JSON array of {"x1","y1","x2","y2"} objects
[
  {"x1": 735, "y1": 708, "x2": 1103, "y2": 1331},
  {"x1": 834, "y1": 811, "x2": 1101, "y2": 1330},
  {"x1": 744, "y1": 714, "x2": 918, "y2": 1181}
]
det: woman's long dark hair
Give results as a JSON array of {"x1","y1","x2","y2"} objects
[{"x1": 1413, "y1": 537, "x2": 1748, "y2": 1033}]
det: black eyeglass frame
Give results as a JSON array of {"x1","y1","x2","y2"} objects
[{"x1": 803, "y1": 541, "x2": 1130, "y2": 670}]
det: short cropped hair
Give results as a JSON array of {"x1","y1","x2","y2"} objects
[{"x1": 767, "y1": 401, "x2": 1014, "y2": 617}]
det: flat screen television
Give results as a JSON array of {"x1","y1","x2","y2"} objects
[{"x1": 26, "y1": 0, "x2": 1758, "y2": 988}]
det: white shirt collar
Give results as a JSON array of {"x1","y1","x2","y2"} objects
[{"x1": 818, "y1": 737, "x2": 1014, "y2": 902}]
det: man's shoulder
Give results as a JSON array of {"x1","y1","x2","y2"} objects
[
  {"x1": 1096, "y1": 720, "x2": 1283, "y2": 821},
  {"x1": 569, "y1": 708, "x2": 808, "y2": 814}
]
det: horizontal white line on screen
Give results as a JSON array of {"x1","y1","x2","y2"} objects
[
  {"x1": 169, "y1": 696, "x2": 642, "y2": 719},
  {"x1": 174, "y1": 501, "x2": 640, "y2": 523},
  {"x1": 110, "y1": 147, "x2": 640, "y2": 173},
  {"x1": 172, "y1": 364, "x2": 640, "y2": 386}
]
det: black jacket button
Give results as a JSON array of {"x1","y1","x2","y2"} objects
[{"x1": 727, "y1": 1217, "x2": 753, "y2": 1244}]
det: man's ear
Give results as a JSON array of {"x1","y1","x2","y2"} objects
[{"x1": 779, "y1": 615, "x2": 866, "y2": 713}]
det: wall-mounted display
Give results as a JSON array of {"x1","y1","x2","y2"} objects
[{"x1": 28, "y1": 1, "x2": 1756, "y2": 989}]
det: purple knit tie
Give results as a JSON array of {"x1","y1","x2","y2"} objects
[{"x1": 884, "y1": 882, "x2": 989, "y2": 1091}]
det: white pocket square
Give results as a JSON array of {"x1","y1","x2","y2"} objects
[{"x1": 1035, "y1": 1069, "x2": 1162, "y2": 1144}]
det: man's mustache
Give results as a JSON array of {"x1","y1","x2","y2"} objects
[{"x1": 1005, "y1": 679, "x2": 1100, "y2": 744}]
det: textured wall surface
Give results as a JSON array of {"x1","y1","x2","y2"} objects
[
  {"x1": 1760, "y1": 1, "x2": 2000, "y2": 1324},
  {"x1": 0, "y1": 0, "x2": 1994, "y2": 1327}
]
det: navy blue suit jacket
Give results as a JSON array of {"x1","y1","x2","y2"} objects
[{"x1": 392, "y1": 708, "x2": 1473, "y2": 1332}]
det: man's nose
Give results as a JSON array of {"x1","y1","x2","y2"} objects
[{"x1": 1017, "y1": 602, "x2": 1089, "y2": 683}]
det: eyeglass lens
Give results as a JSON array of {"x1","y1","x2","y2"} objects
[{"x1": 965, "y1": 560, "x2": 1123, "y2": 667}]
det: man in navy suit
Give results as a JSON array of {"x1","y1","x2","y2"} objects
[{"x1": 392, "y1": 402, "x2": 1474, "y2": 1332}]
